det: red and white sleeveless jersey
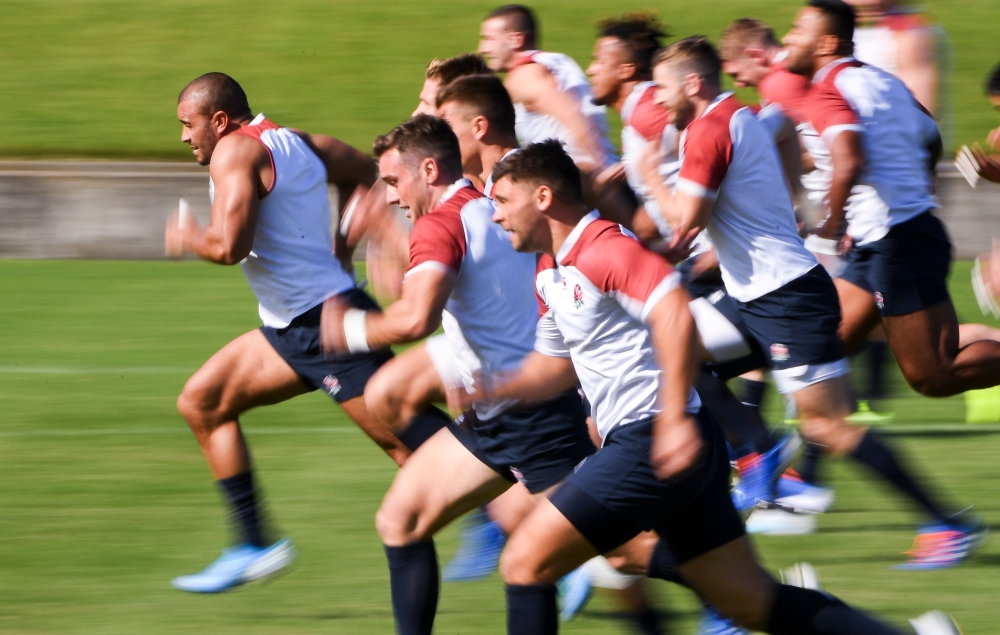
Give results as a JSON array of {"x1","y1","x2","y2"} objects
[
  {"x1": 802, "y1": 57, "x2": 939, "y2": 245},
  {"x1": 677, "y1": 93, "x2": 816, "y2": 302},
  {"x1": 533, "y1": 212, "x2": 700, "y2": 442},
  {"x1": 406, "y1": 179, "x2": 539, "y2": 419},
  {"x1": 209, "y1": 114, "x2": 355, "y2": 328},
  {"x1": 509, "y1": 51, "x2": 617, "y2": 168},
  {"x1": 620, "y1": 82, "x2": 680, "y2": 238}
]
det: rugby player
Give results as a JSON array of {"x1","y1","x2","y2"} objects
[
  {"x1": 164, "y1": 73, "x2": 450, "y2": 593},
  {"x1": 485, "y1": 139, "x2": 957, "y2": 635},
  {"x1": 644, "y1": 37, "x2": 983, "y2": 568},
  {"x1": 413, "y1": 53, "x2": 492, "y2": 117},
  {"x1": 319, "y1": 115, "x2": 595, "y2": 635}
]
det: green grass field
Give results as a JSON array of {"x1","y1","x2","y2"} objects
[
  {"x1": 1, "y1": 0, "x2": 998, "y2": 160},
  {"x1": 1, "y1": 259, "x2": 999, "y2": 634}
]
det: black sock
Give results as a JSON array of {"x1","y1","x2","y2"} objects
[
  {"x1": 798, "y1": 442, "x2": 825, "y2": 485},
  {"x1": 385, "y1": 541, "x2": 439, "y2": 635},
  {"x1": 217, "y1": 471, "x2": 267, "y2": 548},
  {"x1": 740, "y1": 378, "x2": 767, "y2": 411},
  {"x1": 646, "y1": 539, "x2": 680, "y2": 583},
  {"x1": 866, "y1": 341, "x2": 888, "y2": 402},
  {"x1": 850, "y1": 431, "x2": 951, "y2": 523},
  {"x1": 397, "y1": 406, "x2": 451, "y2": 451},
  {"x1": 767, "y1": 584, "x2": 903, "y2": 635},
  {"x1": 506, "y1": 584, "x2": 558, "y2": 635},
  {"x1": 696, "y1": 372, "x2": 772, "y2": 453},
  {"x1": 632, "y1": 608, "x2": 663, "y2": 635}
]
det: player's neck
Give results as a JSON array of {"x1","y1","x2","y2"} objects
[
  {"x1": 547, "y1": 204, "x2": 592, "y2": 258},
  {"x1": 611, "y1": 79, "x2": 645, "y2": 114},
  {"x1": 427, "y1": 174, "x2": 466, "y2": 211},
  {"x1": 691, "y1": 87, "x2": 723, "y2": 120},
  {"x1": 479, "y1": 143, "x2": 517, "y2": 183},
  {"x1": 813, "y1": 53, "x2": 847, "y2": 77}
]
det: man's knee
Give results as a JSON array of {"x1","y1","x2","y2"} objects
[
  {"x1": 376, "y1": 488, "x2": 424, "y2": 546},
  {"x1": 176, "y1": 376, "x2": 226, "y2": 430},
  {"x1": 499, "y1": 539, "x2": 540, "y2": 585},
  {"x1": 364, "y1": 369, "x2": 406, "y2": 426},
  {"x1": 900, "y1": 365, "x2": 954, "y2": 397}
]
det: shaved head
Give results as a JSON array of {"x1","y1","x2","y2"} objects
[{"x1": 178, "y1": 72, "x2": 252, "y2": 121}]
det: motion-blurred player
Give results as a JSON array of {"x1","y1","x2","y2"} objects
[
  {"x1": 320, "y1": 115, "x2": 595, "y2": 635},
  {"x1": 164, "y1": 73, "x2": 450, "y2": 593},
  {"x1": 485, "y1": 140, "x2": 959, "y2": 635}
]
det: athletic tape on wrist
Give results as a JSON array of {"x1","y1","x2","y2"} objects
[
  {"x1": 804, "y1": 234, "x2": 840, "y2": 256},
  {"x1": 343, "y1": 308, "x2": 370, "y2": 353}
]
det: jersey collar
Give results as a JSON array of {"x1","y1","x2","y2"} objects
[
  {"x1": 700, "y1": 91, "x2": 734, "y2": 119},
  {"x1": 438, "y1": 178, "x2": 473, "y2": 206},
  {"x1": 813, "y1": 56, "x2": 857, "y2": 83},
  {"x1": 484, "y1": 149, "x2": 519, "y2": 198},
  {"x1": 556, "y1": 210, "x2": 600, "y2": 265}
]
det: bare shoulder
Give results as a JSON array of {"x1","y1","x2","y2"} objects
[
  {"x1": 209, "y1": 133, "x2": 267, "y2": 182},
  {"x1": 505, "y1": 62, "x2": 556, "y2": 102}
]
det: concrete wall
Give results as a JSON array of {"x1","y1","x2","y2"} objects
[{"x1": 0, "y1": 160, "x2": 996, "y2": 259}]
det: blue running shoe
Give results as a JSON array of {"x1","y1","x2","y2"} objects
[
  {"x1": 895, "y1": 515, "x2": 989, "y2": 570},
  {"x1": 558, "y1": 566, "x2": 593, "y2": 621},
  {"x1": 442, "y1": 508, "x2": 506, "y2": 582},
  {"x1": 696, "y1": 608, "x2": 749, "y2": 635},
  {"x1": 731, "y1": 432, "x2": 802, "y2": 512},
  {"x1": 774, "y1": 473, "x2": 834, "y2": 514},
  {"x1": 172, "y1": 537, "x2": 295, "y2": 593}
]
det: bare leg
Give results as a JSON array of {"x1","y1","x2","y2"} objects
[
  {"x1": 835, "y1": 277, "x2": 882, "y2": 354},
  {"x1": 884, "y1": 299, "x2": 1000, "y2": 396},
  {"x1": 365, "y1": 342, "x2": 446, "y2": 431},
  {"x1": 958, "y1": 322, "x2": 1000, "y2": 347}
]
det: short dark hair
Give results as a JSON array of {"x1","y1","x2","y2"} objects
[
  {"x1": 487, "y1": 4, "x2": 538, "y2": 49},
  {"x1": 654, "y1": 36, "x2": 722, "y2": 87},
  {"x1": 425, "y1": 53, "x2": 492, "y2": 86},
  {"x1": 986, "y1": 61, "x2": 1000, "y2": 96},
  {"x1": 808, "y1": 0, "x2": 856, "y2": 46},
  {"x1": 372, "y1": 115, "x2": 463, "y2": 177},
  {"x1": 597, "y1": 12, "x2": 669, "y2": 78},
  {"x1": 491, "y1": 139, "x2": 582, "y2": 204},
  {"x1": 719, "y1": 18, "x2": 779, "y2": 61},
  {"x1": 436, "y1": 74, "x2": 517, "y2": 139},
  {"x1": 178, "y1": 72, "x2": 252, "y2": 121}
]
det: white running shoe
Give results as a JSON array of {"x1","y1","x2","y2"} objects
[
  {"x1": 780, "y1": 562, "x2": 821, "y2": 590},
  {"x1": 910, "y1": 611, "x2": 963, "y2": 635},
  {"x1": 745, "y1": 508, "x2": 817, "y2": 535}
]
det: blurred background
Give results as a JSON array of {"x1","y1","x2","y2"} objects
[{"x1": 1, "y1": 1, "x2": 999, "y2": 633}]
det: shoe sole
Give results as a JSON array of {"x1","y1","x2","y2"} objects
[{"x1": 242, "y1": 542, "x2": 296, "y2": 584}]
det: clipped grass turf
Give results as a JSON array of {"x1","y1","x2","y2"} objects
[
  {"x1": 1, "y1": 0, "x2": 998, "y2": 159},
  {"x1": 1, "y1": 259, "x2": 1000, "y2": 633}
]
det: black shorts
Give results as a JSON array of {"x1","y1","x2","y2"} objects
[
  {"x1": 678, "y1": 258, "x2": 768, "y2": 380},
  {"x1": 260, "y1": 289, "x2": 393, "y2": 404},
  {"x1": 448, "y1": 389, "x2": 595, "y2": 495},
  {"x1": 736, "y1": 266, "x2": 845, "y2": 370},
  {"x1": 840, "y1": 211, "x2": 952, "y2": 317},
  {"x1": 549, "y1": 410, "x2": 745, "y2": 563}
]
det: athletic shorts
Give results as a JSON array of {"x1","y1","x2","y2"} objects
[
  {"x1": 448, "y1": 389, "x2": 595, "y2": 495},
  {"x1": 549, "y1": 410, "x2": 745, "y2": 563},
  {"x1": 678, "y1": 260, "x2": 768, "y2": 380},
  {"x1": 260, "y1": 289, "x2": 393, "y2": 404},
  {"x1": 735, "y1": 266, "x2": 849, "y2": 394},
  {"x1": 840, "y1": 211, "x2": 952, "y2": 317}
]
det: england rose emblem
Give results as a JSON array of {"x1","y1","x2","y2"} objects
[{"x1": 573, "y1": 284, "x2": 584, "y2": 309}]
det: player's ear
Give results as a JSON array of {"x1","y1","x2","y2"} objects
[
  {"x1": 816, "y1": 33, "x2": 839, "y2": 57},
  {"x1": 617, "y1": 62, "x2": 637, "y2": 81},
  {"x1": 510, "y1": 31, "x2": 526, "y2": 51},
  {"x1": 472, "y1": 115, "x2": 489, "y2": 141},
  {"x1": 684, "y1": 73, "x2": 702, "y2": 98},
  {"x1": 535, "y1": 184, "x2": 553, "y2": 212},
  {"x1": 421, "y1": 157, "x2": 438, "y2": 184},
  {"x1": 211, "y1": 110, "x2": 229, "y2": 134}
]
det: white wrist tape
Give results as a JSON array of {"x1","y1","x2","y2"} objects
[
  {"x1": 342, "y1": 308, "x2": 370, "y2": 353},
  {"x1": 804, "y1": 234, "x2": 841, "y2": 256}
]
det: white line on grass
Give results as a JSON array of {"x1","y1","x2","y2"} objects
[{"x1": 0, "y1": 427, "x2": 361, "y2": 438}]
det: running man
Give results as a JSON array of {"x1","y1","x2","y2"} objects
[
  {"x1": 165, "y1": 73, "x2": 450, "y2": 593},
  {"x1": 319, "y1": 115, "x2": 594, "y2": 635},
  {"x1": 413, "y1": 53, "x2": 492, "y2": 118},
  {"x1": 643, "y1": 37, "x2": 983, "y2": 567},
  {"x1": 484, "y1": 139, "x2": 958, "y2": 635}
]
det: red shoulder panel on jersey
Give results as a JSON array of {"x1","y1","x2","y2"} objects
[
  {"x1": 535, "y1": 253, "x2": 557, "y2": 316},
  {"x1": 630, "y1": 85, "x2": 670, "y2": 142},
  {"x1": 234, "y1": 118, "x2": 281, "y2": 193},
  {"x1": 805, "y1": 61, "x2": 863, "y2": 137},
  {"x1": 561, "y1": 220, "x2": 675, "y2": 303},
  {"x1": 507, "y1": 51, "x2": 540, "y2": 70},
  {"x1": 881, "y1": 12, "x2": 927, "y2": 31},
  {"x1": 758, "y1": 68, "x2": 809, "y2": 122},
  {"x1": 678, "y1": 96, "x2": 740, "y2": 195},
  {"x1": 407, "y1": 187, "x2": 483, "y2": 276}
]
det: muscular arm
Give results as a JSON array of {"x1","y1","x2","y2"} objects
[
  {"x1": 506, "y1": 64, "x2": 607, "y2": 169},
  {"x1": 487, "y1": 352, "x2": 579, "y2": 403},
  {"x1": 175, "y1": 135, "x2": 265, "y2": 265},
  {"x1": 638, "y1": 149, "x2": 714, "y2": 242},
  {"x1": 360, "y1": 269, "x2": 454, "y2": 348},
  {"x1": 895, "y1": 28, "x2": 938, "y2": 116},
  {"x1": 816, "y1": 130, "x2": 862, "y2": 241},
  {"x1": 774, "y1": 117, "x2": 804, "y2": 209}
]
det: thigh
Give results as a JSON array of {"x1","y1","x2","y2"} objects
[
  {"x1": 378, "y1": 427, "x2": 511, "y2": 545},
  {"x1": 835, "y1": 276, "x2": 881, "y2": 353},
  {"x1": 882, "y1": 299, "x2": 960, "y2": 389},
  {"x1": 364, "y1": 342, "x2": 446, "y2": 428},
  {"x1": 500, "y1": 497, "x2": 600, "y2": 585},
  {"x1": 791, "y1": 375, "x2": 863, "y2": 454},
  {"x1": 183, "y1": 329, "x2": 309, "y2": 415}
]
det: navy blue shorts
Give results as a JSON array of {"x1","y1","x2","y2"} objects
[
  {"x1": 549, "y1": 410, "x2": 745, "y2": 562},
  {"x1": 736, "y1": 266, "x2": 844, "y2": 370},
  {"x1": 840, "y1": 211, "x2": 952, "y2": 317},
  {"x1": 260, "y1": 289, "x2": 393, "y2": 404},
  {"x1": 449, "y1": 390, "x2": 595, "y2": 495},
  {"x1": 678, "y1": 259, "x2": 768, "y2": 380}
]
